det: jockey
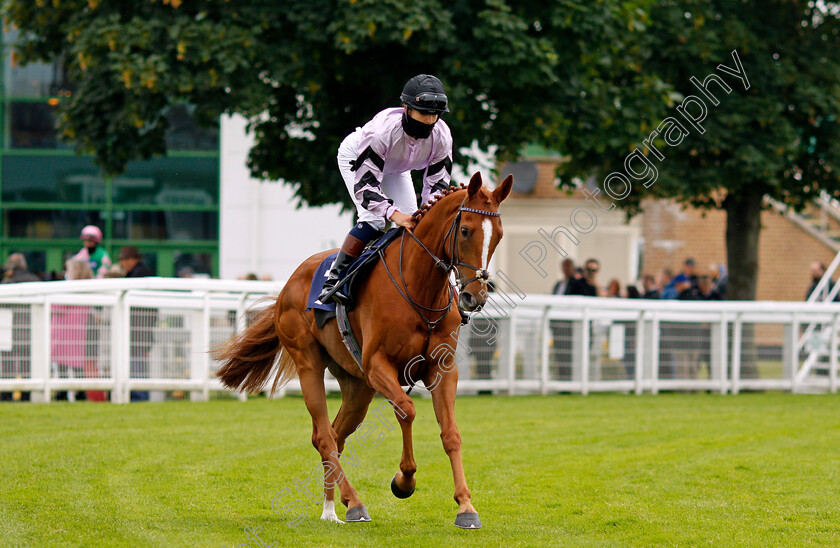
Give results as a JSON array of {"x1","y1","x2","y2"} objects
[
  {"x1": 319, "y1": 74, "x2": 453, "y2": 304},
  {"x1": 73, "y1": 225, "x2": 112, "y2": 278}
]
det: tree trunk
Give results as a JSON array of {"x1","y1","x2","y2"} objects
[
  {"x1": 724, "y1": 190, "x2": 763, "y2": 301},
  {"x1": 724, "y1": 189, "x2": 763, "y2": 379}
]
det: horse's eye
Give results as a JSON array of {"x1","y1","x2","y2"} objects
[{"x1": 460, "y1": 227, "x2": 470, "y2": 238}]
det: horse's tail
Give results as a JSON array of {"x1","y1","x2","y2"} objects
[{"x1": 213, "y1": 298, "x2": 296, "y2": 396}]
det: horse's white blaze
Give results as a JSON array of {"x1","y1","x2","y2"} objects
[
  {"x1": 480, "y1": 218, "x2": 492, "y2": 271},
  {"x1": 321, "y1": 500, "x2": 344, "y2": 524}
]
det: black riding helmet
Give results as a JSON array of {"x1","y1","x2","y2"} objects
[{"x1": 400, "y1": 74, "x2": 449, "y2": 114}]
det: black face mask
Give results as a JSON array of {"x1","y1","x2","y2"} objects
[{"x1": 402, "y1": 111, "x2": 436, "y2": 139}]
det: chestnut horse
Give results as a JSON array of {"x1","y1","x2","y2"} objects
[{"x1": 215, "y1": 172, "x2": 513, "y2": 528}]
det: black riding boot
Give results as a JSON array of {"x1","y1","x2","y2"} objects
[{"x1": 318, "y1": 250, "x2": 357, "y2": 304}]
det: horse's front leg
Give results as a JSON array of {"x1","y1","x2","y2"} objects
[
  {"x1": 427, "y1": 368, "x2": 482, "y2": 529},
  {"x1": 365, "y1": 352, "x2": 417, "y2": 498}
]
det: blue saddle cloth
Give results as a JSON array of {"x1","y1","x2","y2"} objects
[{"x1": 306, "y1": 228, "x2": 402, "y2": 315}]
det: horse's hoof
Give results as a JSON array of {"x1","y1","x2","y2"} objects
[
  {"x1": 390, "y1": 475, "x2": 415, "y2": 499},
  {"x1": 345, "y1": 505, "x2": 371, "y2": 522},
  {"x1": 454, "y1": 512, "x2": 482, "y2": 529}
]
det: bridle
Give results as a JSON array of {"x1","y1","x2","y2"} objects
[{"x1": 377, "y1": 196, "x2": 501, "y2": 332}]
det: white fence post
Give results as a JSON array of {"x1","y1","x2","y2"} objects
[
  {"x1": 732, "y1": 314, "x2": 742, "y2": 395},
  {"x1": 650, "y1": 313, "x2": 660, "y2": 395},
  {"x1": 634, "y1": 311, "x2": 644, "y2": 395},
  {"x1": 30, "y1": 301, "x2": 49, "y2": 402},
  {"x1": 540, "y1": 306, "x2": 549, "y2": 396},
  {"x1": 506, "y1": 311, "x2": 517, "y2": 395},
  {"x1": 189, "y1": 304, "x2": 207, "y2": 402},
  {"x1": 791, "y1": 313, "x2": 800, "y2": 394},
  {"x1": 111, "y1": 291, "x2": 131, "y2": 403},
  {"x1": 201, "y1": 294, "x2": 211, "y2": 401},
  {"x1": 581, "y1": 309, "x2": 590, "y2": 396},
  {"x1": 831, "y1": 313, "x2": 838, "y2": 395},
  {"x1": 719, "y1": 312, "x2": 728, "y2": 395}
]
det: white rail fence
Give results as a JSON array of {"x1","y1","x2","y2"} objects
[{"x1": 0, "y1": 278, "x2": 837, "y2": 402}]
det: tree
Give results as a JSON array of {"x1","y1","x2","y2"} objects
[
  {"x1": 555, "y1": 0, "x2": 840, "y2": 301},
  {"x1": 3, "y1": 0, "x2": 661, "y2": 209}
]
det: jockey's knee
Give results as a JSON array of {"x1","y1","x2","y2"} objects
[
  {"x1": 341, "y1": 221, "x2": 383, "y2": 255},
  {"x1": 352, "y1": 220, "x2": 384, "y2": 238}
]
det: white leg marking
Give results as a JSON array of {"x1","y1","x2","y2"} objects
[{"x1": 320, "y1": 499, "x2": 344, "y2": 524}]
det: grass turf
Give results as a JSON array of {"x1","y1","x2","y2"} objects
[{"x1": 2, "y1": 393, "x2": 839, "y2": 547}]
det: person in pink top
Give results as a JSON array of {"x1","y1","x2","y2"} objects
[
  {"x1": 51, "y1": 258, "x2": 94, "y2": 401},
  {"x1": 319, "y1": 74, "x2": 454, "y2": 304}
]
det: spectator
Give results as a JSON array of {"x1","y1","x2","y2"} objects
[
  {"x1": 606, "y1": 278, "x2": 621, "y2": 298},
  {"x1": 243, "y1": 272, "x2": 259, "y2": 281},
  {"x1": 51, "y1": 259, "x2": 94, "y2": 401},
  {"x1": 2, "y1": 253, "x2": 40, "y2": 284},
  {"x1": 119, "y1": 246, "x2": 155, "y2": 401},
  {"x1": 641, "y1": 274, "x2": 660, "y2": 299},
  {"x1": 177, "y1": 266, "x2": 195, "y2": 278},
  {"x1": 659, "y1": 268, "x2": 677, "y2": 300},
  {"x1": 73, "y1": 225, "x2": 112, "y2": 278},
  {"x1": 119, "y1": 246, "x2": 154, "y2": 278},
  {"x1": 698, "y1": 275, "x2": 722, "y2": 300},
  {"x1": 551, "y1": 258, "x2": 578, "y2": 295},
  {"x1": 806, "y1": 261, "x2": 833, "y2": 301},
  {"x1": 713, "y1": 264, "x2": 728, "y2": 299},
  {"x1": 625, "y1": 285, "x2": 641, "y2": 299},
  {"x1": 674, "y1": 273, "x2": 700, "y2": 300},
  {"x1": 568, "y1": 258, "x2": 600, "y2": 297},
  {"x1": 682, "y1": 258, "x2": 699, "y2": 291}
]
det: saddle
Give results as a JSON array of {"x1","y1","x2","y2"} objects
[{"x1": 306, "y1": 228, "x2": 402, "y2": 329}]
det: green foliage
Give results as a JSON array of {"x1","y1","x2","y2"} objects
[
  {"x1": 556, "y1": 0, "x2": 840, "y2": 213},
  {"x1": 3, "y1": 0, "x2": 659, "y2": 211}
]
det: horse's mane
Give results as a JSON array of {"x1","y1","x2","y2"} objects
[{"x1": 414, "y1": 183, "x2": 468, "y2": 226}]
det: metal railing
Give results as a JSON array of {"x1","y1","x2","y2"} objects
[
  {"x1": 0, "y1": 278, "x2": 278, "y2": 403},
  {"x1": 0, "y1": 279, "x2": 838, "y2": 402}
]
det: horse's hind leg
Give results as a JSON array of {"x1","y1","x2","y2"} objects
[
  {"x1": 331, "y1": 370, "x2": 376, "y2": 457},
  {"x1": 286, "y1": 344, "x2": 366, "y2": 524}
]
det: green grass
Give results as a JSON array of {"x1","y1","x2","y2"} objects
[{"x1": 2, "y1": 393, "x2": 840, "y2": 547}]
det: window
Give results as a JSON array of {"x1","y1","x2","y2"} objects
[{"x1": 2, "y1": 155, "x2": 102, "y2": 203}]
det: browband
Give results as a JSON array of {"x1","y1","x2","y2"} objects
[{"x1": 459, "y1": 207, "x2": 501, "y2": 217}]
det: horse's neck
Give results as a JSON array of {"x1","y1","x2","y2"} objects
[{"x1": 394, "y1": 199, "x2": 460, "y2": 307}]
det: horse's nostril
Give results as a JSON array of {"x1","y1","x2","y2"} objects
[{"x1": 460, "y1": 291, "x2": 476, "y2": 310}]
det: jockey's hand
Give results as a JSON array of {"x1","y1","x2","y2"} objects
[{"x1": 390, "y1": 211, "x2": 417, "y2": 232}]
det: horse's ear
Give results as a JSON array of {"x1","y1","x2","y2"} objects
[
  {"x1": 493, "y1": 175, "x2": 513, "y2": 203},
  {"x1": 468, "y1": 172, "x2": 482, "y2": 198}
]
